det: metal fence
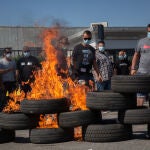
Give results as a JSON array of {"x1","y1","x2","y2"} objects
[{"x1": 0, "y1": 47, "x2": 42, "y2": 58}]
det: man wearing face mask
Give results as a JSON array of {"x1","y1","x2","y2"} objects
[
  {"x1": 16, "y1": 46, "x2": 41, "y2": 97},
  {"x1": 0, "y1": 47, "x2": 16, "y2": 93},
  {"x1": 131, "y1": 24, "x2": 150, "y2": 106},
  {"x1": 95, "y1": 41, "x2": 113, "y2": 91},
  {"x1": 72, "y1": 30, "x2": 101, "y2": 89},
  {"x1": 131, "y1": 24, "x2": 150, "y2": 138},
  {"x1": 114, "y1": 50, "x2": 130, "y2": 75}
]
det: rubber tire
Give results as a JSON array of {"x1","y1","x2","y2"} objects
[
  {"x1": 0, "y1": 112, "x2": 38, "y2": 130},
  {"x1": 59, "y1": 110, "x2": 101, "y2": 128},
  {"x1": 30, "y1": 128, "x2": 73, "y2": 144},
  {"x1": 118, "y1": 107, "x2": 150, "y2": 124},
  {"x1": 83, "y1": 122, "x2": 132, "y2": 142},
  {"x1": 111, "y1": 75, "x2": 150, "y2": 93},
  {"x1": 86, "y1": 91, "x2": 136, "y2": 110},
  {"x1": 20, "y1": 98, "x2": 69, "y2": 114},
  {"x1": 0, "y1": 128, "x2": 15, "y2": 143}
]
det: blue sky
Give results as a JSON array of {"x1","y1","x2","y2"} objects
[{"x1": 0, "y1": 0, "x2": 149, "y2": 27}]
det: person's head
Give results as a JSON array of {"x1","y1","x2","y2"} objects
[
  {"x1": 97, "y1": 41, "x2": 105, "y2": 52},
  {"x1": 118, "y1": 50, "x2": 127, "y2": 60},
  {"x1": 147, "y1": 24, "x2": 150, "y2": 38},
  {"x1": 23, "y1": 46, "x2": 30, "y2": 57},
  {"x1": 82, "y1": 30, "x2": 92, "y2": 45},
  {"x1": 3, "y1": 47, "x2": 12, "y2": 60},
  {"x1": 58, "y1": 36, "x2": 69, "y2": 50},
  {"x1": 59, "y1": 36, "x2": 69, "y2": 45}
]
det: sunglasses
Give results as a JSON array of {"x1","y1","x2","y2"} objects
[
  {"x1": 24, "y1": 50, "x2": 30, "y2": 52},
  {"x1": 83, "y1": 38, "x2": 91, "y2": 40}
]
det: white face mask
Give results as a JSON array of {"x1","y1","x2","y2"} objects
[
  {"x1": 23, "y1": 52, "x2": 30, "y2": 57},
  {"x1": 98, "y1": 46, "x2": 105, "y2": 52},
  {"x1": 83, "y1": 39, "x2": 91, "y2": 45},
  {"x1": 147, "y1": 32, "x2": 150, "y2": 38},
  {"x1": 6, "y1": 53, "x2": 11, "y2": 58}
]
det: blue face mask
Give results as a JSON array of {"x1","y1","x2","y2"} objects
[
  {"x1": 23, "y1": 52, "x2": 30, "y2": 57},
  {"x1": 147, "y1": 32, "x2": 150, "y2": 38},
  {"x1": 83, "y1": 39, "x2": 91, "y2": 45},
  {"x1": 118, "y1": 55, "x2": 124, "y2": 60},
  {"x1": 98, "y1": 46, "x2": 105, "y2": 52}
]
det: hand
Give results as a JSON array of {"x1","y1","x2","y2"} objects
[
  {"x1": 98, "y1": 75, "x2": 103, "y2": 82},
  {"x1": 130, "y1": 69, "x2": 137, "y2": 75},
  {"x1": 95, "y1": 74, "x2": 103, "y2": 82}
]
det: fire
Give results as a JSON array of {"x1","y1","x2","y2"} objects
[
  {"x1": 26, "y1": 27, "x2": 89, "y2": 111},
  {"x1": 67, "y1": 78, "x2": 88, "y2": 111},
  {"x1": 3, "y1": 89, "x2": 25, "y2": 113},
  {"x1": 38, "y1": 114, "x2": 58, "y2": 128},
  {"x1": 74, "y1": 127, "x2": 82, "y2": 141},
  {"x1": 27, "y1": 28, "x2": 64, "y2": 99}
]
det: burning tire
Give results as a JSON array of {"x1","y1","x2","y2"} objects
[
  {"x1": 0, "y1": 112, "x2": 37, "y2": 130},
  {"x1": 20, "y1": 98, "x2": 69, "y2": 114},
  {"x1": 59, "y1": 110, "x2": 101, "y2": 128},
  {"x1": 86, "y1": 91, "x2": 136, "y2": 110},
  {"x1": 118, "y1": 107, "x2": 150, "y2": 124},
  {"x1": 111, "y1": 75, "x2": 150, "y2": 93},
  {"x1": 0, "y1": 128, "x2": 15, "y2": 143},
  {"x1": 82, "y1": 121, "x2": 132, "y2": 142},
  {"x1": 30, "y1": 128, "x2": 73, "y2": 144}
]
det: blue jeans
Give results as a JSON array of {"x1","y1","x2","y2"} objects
[{"x1": 96, "y1": 80, "x2": 111, "y2": 91}]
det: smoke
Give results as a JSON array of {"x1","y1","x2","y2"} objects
[{"x1": 19, "y1": 10, "x2": 69, "y2": 28}]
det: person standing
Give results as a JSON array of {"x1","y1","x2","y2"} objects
[
  {"x1": 114, "y1": 50, "x2": 131, "y2": 75},
  {"x1": 55, "y1": 36, "x2": 69, "y2": 78},
  {"x1": 0, "y1": 66, "x2": 16, "y2": 111},
  {"x1": 0, "y1": 47, "x2": 16, "y2": 94},
  {"x1": 72, "y1": 30, "x2": 101, "y2": 89},
  {"x1": 95, "y1": 41, "x2": 113, "y2": 91},
  {"x1": 131, "y1": 24, "x2": 150, "y2": 138},
  {"x1": 16, "y1": 46, "x2": 41, "y2": 97},
  {"x1": 131, "y1": 24, "x2": 150, "y2": 106}
]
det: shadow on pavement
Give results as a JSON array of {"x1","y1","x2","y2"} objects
[{"x1": 14, "y1": 137, "x2": 30, "y2": 143}]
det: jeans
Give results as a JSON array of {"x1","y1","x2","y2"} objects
[{"x1": 96, "y1": 80, "x2": 111, "y2": 91}]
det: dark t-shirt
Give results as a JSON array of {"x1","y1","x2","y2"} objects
[
  {"x1": 72, "y1": 44, "x2": 96, "y2": 76},
  {"x1": 56, "y1": 48, "x2": 68, "y2": 71},
  {"x1": 115, "y1": 59, "x2": 130, "y2": 75},
  {"x1": 16, "y1": 56, "x2": 40, "y2": 82}
]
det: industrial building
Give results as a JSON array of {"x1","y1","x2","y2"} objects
[{"x1": 0, "y1": 25, "x2": 147, "y2": 61}]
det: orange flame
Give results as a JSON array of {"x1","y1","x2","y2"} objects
[
  {"x1": 37, "y1": 114, "x2": 58, "y2": 128},
  {"x1": 26, "y1": 27, "x2": 89, "y2": 111},
  {"x1": 27, "y1": 28, "x2": 64, "y2": 99},
  {"x1": 3, "y1": 89, "x2": 25, "y2": 113},
  {"x1": 74, "y1": 126, "x2": 82, "y2": 141}
]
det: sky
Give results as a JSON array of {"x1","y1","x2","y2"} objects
[{"x1": 0, "y1": 0, "x2": 149, "y2": 27}]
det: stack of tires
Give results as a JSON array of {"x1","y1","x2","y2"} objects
[
  {"x1": 0, "y1": 111, "x2": 37, "y2": 143},
  {"x1": 20, "y1": 98, "x2": 74, "y2": 144},
  {"x1": 83, "y1": 75, "x2": 150, "y2": 142},
  {"x1": 83, "y1": 90, "x2": 135, "y2": 142},
  {"x1": 112, "y1": 75, "x2": 150, "y2": 132},
  {"x1": 58, "y1": 109, "x2": 101, "y2": 140}
]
